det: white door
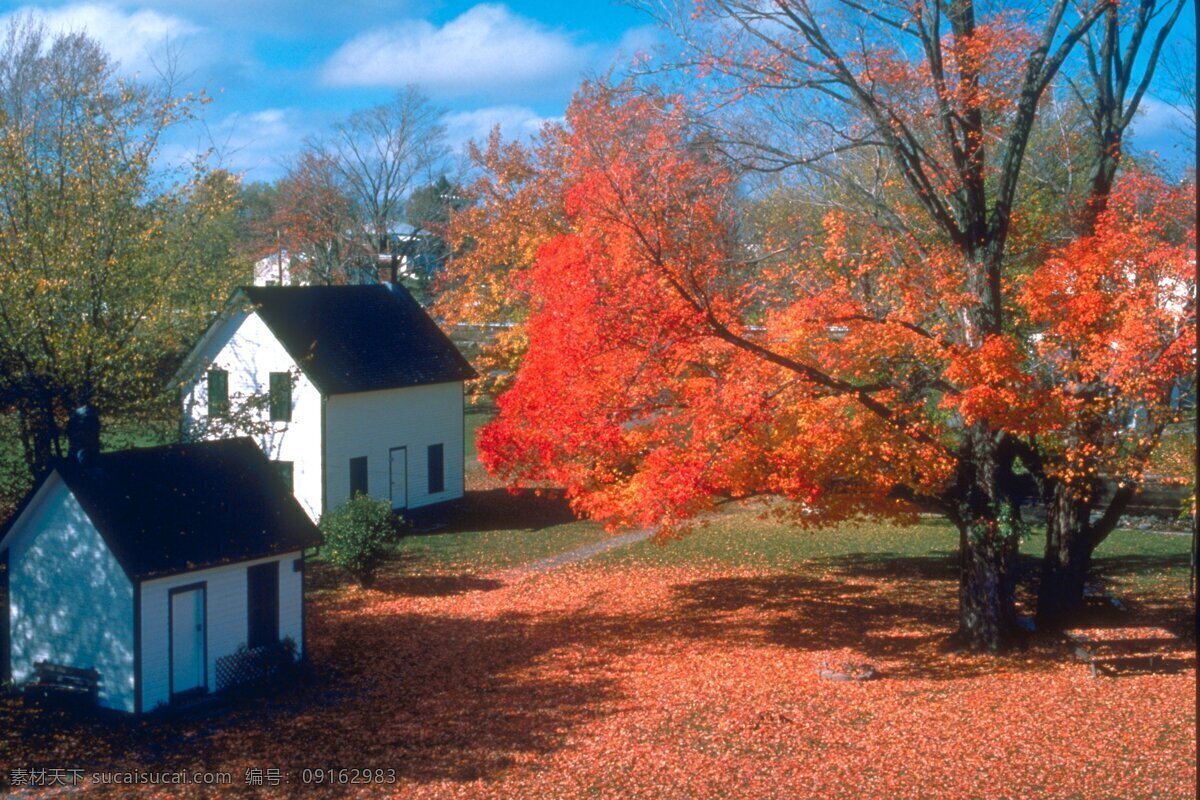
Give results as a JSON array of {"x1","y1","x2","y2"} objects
[
  {"x1": 170, "y1": 586, "x2": 205, "y2": 696},
  {"x1": 389, "y1": 447, "x2": 407, "y2": 510}
]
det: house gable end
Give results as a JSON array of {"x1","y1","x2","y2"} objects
[
  {"x1": 5, "y1": 477, "x2": 136, "y2": 712},
  {"x1": 171, "y1": 302, "x2": 254, "y2": 395}
]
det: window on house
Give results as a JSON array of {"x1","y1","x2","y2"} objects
[
  {"x1": 273, "y1": 460, "x2": 294, "y2": 492},
  {"x1": 269, "y1": 372, "x2": 291, "y2": 421},
  {"x1": 207, "y1": 369, "x2": 229, "y2": 418},
  {"x1": 350, "y1": 456, "x2": 368, "y2": 497},
  {"x1": 246, "y1": 561, "x2": 279, "y2": 650},
  {"x1": 427, "y1": 444, "x2": 444, "y2": 494}
]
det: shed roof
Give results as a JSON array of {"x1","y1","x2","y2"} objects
[
  {"x1": 14, "y1": 439, "x2": 322, "y2": 581},
  {"x1": 238, "y1": 283, "x2": 476, "y2": 395}
]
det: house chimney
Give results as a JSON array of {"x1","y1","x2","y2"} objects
[{"x1": 66, "y1": 404, "x2": 101, "y2": 465}]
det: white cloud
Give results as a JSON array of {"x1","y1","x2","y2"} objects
[
  {"x1": 3, "y1": 3, "x2": 201, "y2": 78},
  {"x1": 209, "y1": 108, "x2": 317, "y2": 179},
  {"x1": 1132, "y1": 96, "x2": 1191, "y2": 139},
  {"x1": 1129, "y1": 95, "x2": 1195, "y2": 169},
  {"x1": 321, "y1": 4, "x2": 591, "y2": 99},
  {"x1": 614, "y1": 24, "x2": 661, "y2": 64},
  {"x1": 158, "y1": 107, "x2": 314, "y2": 181},
  {"x1": 443, "y1": 105, "x2": 558, "y2": 148}
]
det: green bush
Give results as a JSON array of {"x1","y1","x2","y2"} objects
[{"x1": 318, "y1": 495, "x2": 400, "y2": 587}]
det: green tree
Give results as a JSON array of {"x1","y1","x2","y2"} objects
[{"x1": 0, "y1": 18, "x2": 243, "y2": 478}]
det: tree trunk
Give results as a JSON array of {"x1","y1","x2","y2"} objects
[
  {"x1": 954, "y1": 424, "x2": 1021, "y2": 650},
  {"x1": 16, "y1": 395, "x2": 63, "y2": 476},
  {"x1": 1036, "y1": 482, "x2": 1091, "y2": 629},
  {"x1": 957, "y1": 516, "x2": 1020, "y2": 650},
  {"x1": 1037, "y1": 480, "x2": 1135, "y2": 629}
]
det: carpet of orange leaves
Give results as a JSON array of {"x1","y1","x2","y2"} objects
[{"x1": 1, "y1": 556, "x2": 1194, "y2": 799}]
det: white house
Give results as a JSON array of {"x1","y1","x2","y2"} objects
[
  {"x1": 175, "y1": 284, "x2": 477, "y2": 522},
  {"x1": 0, "y1": 438, "x2": 321, "y2": 714},
  {"x1": 253, "y1": 249, "x2": 306, "y2": 287}
]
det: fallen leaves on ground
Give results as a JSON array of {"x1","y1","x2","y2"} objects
[{"x1": 0, "y1": 558, "x2": 1193, "y2": 799}]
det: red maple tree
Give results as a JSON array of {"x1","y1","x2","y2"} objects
[{"x1": 463, "y1": 78, "x2": 1193, "y2": 650}]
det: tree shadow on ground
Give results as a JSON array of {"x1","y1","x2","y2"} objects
[
  {"x1": 812, "y1": 551, "x2": 959, "y2": 580},
  {"x1": 0, "y1": 572, "x2": 960, "y2": 787},
  {"x1": 1067, "y1": 551, "x2": 1193, "y2": 636},
  {"x1": 368, "y1": 573, "x2": 506, "y2": 597},
  {"x1": 812, "y1": 550, "x2": 1043, "y2": 585},
  {"x1": 0, "y1": 610, "x2": 625, "y2": 792},
  {"x1": 304, "y1": 552, "x2": 427, "y2": 594},
  {"x1": 668, "y1": 571, "x2": 980, "y2": 681},
  {"x1": 415, "y1": 488, "x2": 579, "y2": 535},
  {"x1": 1091, "y1": 552, "x2": 1191, "y2": 581}
]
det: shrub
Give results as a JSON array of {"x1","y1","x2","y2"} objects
[{"x1": 318, "y1": 495, "x2": 400, "y2": 587}]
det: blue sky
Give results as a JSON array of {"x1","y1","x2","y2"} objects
[
  {"x1": 0, "y1": 1, "x2": 658, "y2": 180},
  {"x1": 0, "y1": 1, "x2": 1193, "y2": 182}
]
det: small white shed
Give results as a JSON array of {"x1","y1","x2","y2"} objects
[{"x1": 0, "y1": 438, "x2": 321, "y2": 713}]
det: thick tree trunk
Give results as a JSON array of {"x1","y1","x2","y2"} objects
[
  {"x1": 957, "y1": 516, "x2": 1020, "y2": 650},
  {"x1": 953, "y1": 424, "x2": 1021, "y2": 650},
  {"x1": 1037, "y1": 481, "x2": 1135, "y2": 628},
  {"x1": 1036, "y1": 482, "x2": 1091, "y2": 628},
  {"x1": 16, "y1": 397, "x2": 63, "y2": 476}
]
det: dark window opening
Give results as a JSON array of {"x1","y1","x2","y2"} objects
[
  {"x1": 269, "y1": 372, "x2": 291, "y2": 421},
  {"x1": 247, "y1": 562, "x2": 279, "y2": 650},
  {"x1": 207, "y1": 369, "x2": 229, "y2": 418},
  {"x1": 427, "y1": 444, "x2": 445, "y2": 494},
  {"x1": 273, "y1": 461, "x2": 294, "y2": 492},
  {"x1": 350, "y1": 456, "x2": 368, "y2": 497}
]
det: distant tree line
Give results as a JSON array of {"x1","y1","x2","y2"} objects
[{"x1": 238, "y1": 89, "x2": 467, "y2": 298}]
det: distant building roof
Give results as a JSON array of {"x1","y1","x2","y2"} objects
[
  {"x1": 239, "y1": 283, "x2": 476, "y2": 395},
  {"x1": 16, "y1": 439, "x2": 321, "y2": 581}
]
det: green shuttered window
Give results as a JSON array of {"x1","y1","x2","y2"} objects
[
  {"x1": 207, "y1": 369, "x2": 229, "y2": 418},
  {"x1": 269, "y1": 372, "x2": 291, "y2": 421}
]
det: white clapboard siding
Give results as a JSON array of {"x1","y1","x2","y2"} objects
[
  {"x1": 182, "y1": 312, "x2": 324, "y2": 521},
  {"x1": 139, "y1": 552, "x2": 304, "y2": 712},
  {"x1": 5, "y1": 476, "x2": 136, "y2": 712},
  {"x1": 324, "y1": 381, "x2": 465, "y2": 513}
]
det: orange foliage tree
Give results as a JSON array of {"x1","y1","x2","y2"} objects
[
  {"x1": 261, "y1": 150, "x2": 362, "y2": 285},
  {"x1": 641, "y1": 0, "x2": 1190, "y2": 632},
  {"x1": 462, "y1": 79, "x2": 1193, "y2": 651},
  {"x1": 437, "y1": 130, "x2": 569, "y2": 399}
]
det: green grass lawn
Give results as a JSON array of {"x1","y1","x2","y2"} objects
[
  {"x1": 594, "y1": 506, "x2": 960, "y2": 569},
  {"x1": 590, "y1": 501, "x2": 1191, "y2": 603},
  {"x1": 308, "y1": 487, "x2": 613, "y2": 590},
  {"x1": 380, "y1": 480, "x2": 1192, "y2": 611},
  {"x1": 393, "y1": 515, "x2": 609, "y2": 571}
]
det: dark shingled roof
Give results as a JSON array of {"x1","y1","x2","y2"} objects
[
  {"x1": 45, "y1": 439, "x2": 321, "y2": 581},
  {"x1": 239, "y1": 284, "x2": 476, "y2": 395}
]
